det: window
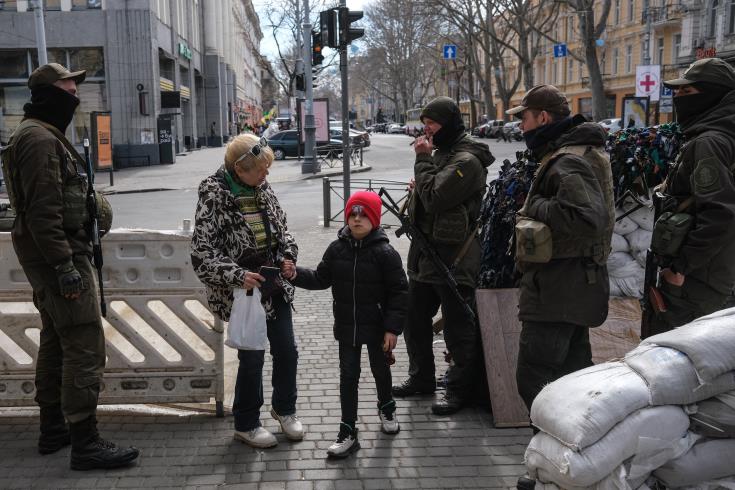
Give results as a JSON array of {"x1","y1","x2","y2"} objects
[
  {"x1": 628, "y1": 0, "x2": 635, "y2": 22},
  {"x1": 552, "y1": 58, "x2": 557, "y2": 84},
  {"x1": 0, "y1": 84, "x2": 29, "y2": 143},
  {"x1": 626, "y1": 44, "x2": 633, "y2": 73},
  {"x1": 192, "y1": 0, "x2": 201, "y2": 48},
  {"x1": 69, "y1": 48, "x2": 105, "y2": 77},
  {"x1": 674, "y1": 34, "x2": 682, "y2": 58},
  {"x1": 157, "y1": 0, "x2": 170, "y2": 25},
  {"x1": 615, "y1": 0, "x2": 621, "y2": 24},
  {"x1": 0, "y1": 50, "x2": 29, "y2": 78},
  {"x1": 44, "y1": 0, "x2": 61, "y2": 9},
  {"x1": 612, "y1": 47, "x2": 619, "y2": 75},
  {"x1": 657, "y1": 37, "x2": 664, "y2": 64},
  {"x1": 0, "y1": 1, "x2": 18, "y2": 11},
  {"x1": 567, "y1": 16, "x2": 574, "y2": 40},
  {"x1": 72, "y1": 0, "x2": 100, "y2": 8},
  {"x1": 730, "y1": 0, "x2": 735, "y2": 33},
  {"x1": 568, "y1": 58, "x2": 574, "y2": 82}
]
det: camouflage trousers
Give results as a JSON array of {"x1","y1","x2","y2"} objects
[{"x1": 23, "y1": 255, "x2": 105, "y2": 424}]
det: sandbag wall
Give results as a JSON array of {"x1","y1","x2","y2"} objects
[{"x1": 524, "y1": 307, "x2": 735, "y2": 489}]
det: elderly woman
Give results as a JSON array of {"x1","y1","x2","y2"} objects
[{"x1": 191, "y1": 133, "x2": 302, "y2": 449}]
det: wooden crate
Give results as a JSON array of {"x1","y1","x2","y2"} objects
[{"x1": 475, "y1": 289, "x2": 642, "y2": 428}]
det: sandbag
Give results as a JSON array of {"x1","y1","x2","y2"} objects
[
  {"x1": 689, "y1": 397, "x2": 735, "y2": 438},
  {"x1": 610, "y1": 276, "x2": 644, "y2": 299},
  {"x1": 526, "y1": 406, "x2": 693, "y2": 488},
  {"x1": 612, "y1": 233, "x2": 630, "y2": 253},
  {"x1": 676, "y1": 477, "x2": 735, "y2": 490},
  {"x1": 626, "y1": 228, "x2": 652, "y2": 255},
  {"x1": 530, "y1": 362, "x2": 651, "y2": 451},
  {"x1": 642, "y1": 307, "x2": 735, "y2": 382},
  {"x1": 625, "y1": 345, "x2": 735, "y2": 405},
  {"x1": 627, "y1": 205, "x2": 655, "y2": 232},
  {"x1": 614, "y1": 216, "x2": 638, "y2": 236},
  {"x1": 653, "y1": 438, "x2": 735, "y2": 488},
  {"x1": 607, "y1": 253, "x2": 643, "y2": 278},
  {"x1": 536, "y1": 459, "x2": 650, "y2": 490}
]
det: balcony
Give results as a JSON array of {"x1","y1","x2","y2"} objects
[{"x1": 647, "y1": 3, "x2": 684, "y2": 29}]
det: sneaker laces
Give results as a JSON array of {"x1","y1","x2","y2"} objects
[
  {"x1": 379, "y1": 401, "x2": 396, "y2": 421},
  {"x1": 336, "y1": 422, "x2": 354, "y2": 443},
  {"x1": 282, "y1": 414, "x2": 300, "y2": 425}
]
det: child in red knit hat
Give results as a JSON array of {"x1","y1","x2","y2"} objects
[{"x1": 291, "y1": 190, "x2": 408, "y2": 459}]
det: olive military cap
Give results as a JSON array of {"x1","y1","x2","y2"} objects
[
  {"x1": 28, "y1": 63, "x2": 86, "y2": 89},
  {"x1": 663, "y1": 58, "x2": 735, "y2": 89},
  {"x1": 506, "y1": 84, "x2": 571, "y2": 117}
]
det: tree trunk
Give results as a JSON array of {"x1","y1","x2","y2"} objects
[{"x1": 586, "y1": 46, "x2": 607, "y2": 121}]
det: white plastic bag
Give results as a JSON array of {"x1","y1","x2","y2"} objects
[{"x1": 225, "y1": 288, "x2": 268, "y2": 350}]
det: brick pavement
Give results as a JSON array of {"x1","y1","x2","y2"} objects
[{"x1": 0, "y1": 225, "x2": 533, "y2": 489}]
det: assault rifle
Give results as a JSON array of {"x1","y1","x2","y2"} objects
[
  {"x1": 378, "y1": 187, "x2": 476, "y2": 323},
  {"x1": 83, "y1": 137, "x2": 107, "y2": 317}
]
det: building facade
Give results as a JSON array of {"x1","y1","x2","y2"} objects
[{"x1": 0, "y1": 0, "x2": 263, "y2": 167}]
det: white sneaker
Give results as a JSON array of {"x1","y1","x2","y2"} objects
[
  {"x1": 270, "y1": 408, "x2": 304, "y2": 441},
  {"x1": 234, "y1": 426, "x2": 277, "y2": 448},
  {"x1": 379, "y1": 402, "x2": 400, "y2": 434},
  {"x1": 326, "y1": 423, "x2": 360, "y2": 459}
]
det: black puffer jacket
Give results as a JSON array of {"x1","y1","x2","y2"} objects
[{"x1": 294, "y1": 226, "x2": 408, "y2": 345}]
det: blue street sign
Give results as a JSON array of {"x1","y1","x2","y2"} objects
[
  {"x1": 661, "y1": 85, "x2": 673, "y2": 97},
  {"x1": 553, "y1": 43, "x2": 568, "y2": 58},
  {"x1": 443, "y1": 44, "x2": 457, "y2": 60}
]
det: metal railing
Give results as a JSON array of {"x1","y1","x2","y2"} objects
[
  {"x1": 322, "y1": 177, "x2": 410, "y2": 228},
  {"x1": 316, "y1": 144, "x2": 364, "y2": 168}
]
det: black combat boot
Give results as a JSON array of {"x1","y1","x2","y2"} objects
[
  {"x1": 391, "y1": 377, "x2": 436, "y2": 397},
  {"x1": 38, "y1": 406, "x2": 71, "y2": 455},
  {"x1": 517, "y1": 476, "x2": 536, "y2": 489},
  {"x1": 69, "y1": 415, "x2": 140, "y2": 471},
  {"x1": 431, "y1": 391, "x2": 465, "y2": 416}
]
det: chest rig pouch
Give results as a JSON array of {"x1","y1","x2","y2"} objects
[
  {"x1": 515, "y1": 216, "x2": 552, "y2": 263},
  {"x1": 651, "y1": 210, "x2": 693, "y2": 258},
  {"x1": 61, "y1": 155, "x2": 91, "y2": 232}
]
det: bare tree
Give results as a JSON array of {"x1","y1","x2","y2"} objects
[{"x1": 362, "y1": 0, "x2": 442, "y2": 121}]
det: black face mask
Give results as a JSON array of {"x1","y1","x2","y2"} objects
[
  {"x1": 431, "y1": 115, "x2": 465, "y2": 150},
  {"x1": 23, "y1": 84, "x2": 80, "y2": 133},
  {"x1": 523, "y1": 116, "x2": 574, "y2": 154},
  {"x1": 673, "y1": 92, "x2": 726, "y2": 127}
]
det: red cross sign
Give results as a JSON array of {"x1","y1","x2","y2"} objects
[{"x1": 636, "y1": 65, "x2": 661, "y2": 101}]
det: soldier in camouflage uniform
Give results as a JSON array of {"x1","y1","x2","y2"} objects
[
  {"x1": 647, "y1": 58, "x2": 735, "y2": 336},
  {"x1": 5, "y1": 63, "x2": 138, "y2": 470}
]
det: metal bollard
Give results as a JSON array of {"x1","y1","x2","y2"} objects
[
  {"x1": 322, "y1": 177, "x2": 331, "y2": 228},
  {"x1": 182, "y1": 219, "x2": 192, "y2": 232}
]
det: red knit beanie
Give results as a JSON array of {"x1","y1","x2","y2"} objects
[{"x1": 345, "y1": 191, "x2": 382, "y2": 229}]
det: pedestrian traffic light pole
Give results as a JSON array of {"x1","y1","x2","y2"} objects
[
  {"x1": 301, "y1": 0, "x2": 318, "y2": 174},
  {"x1": 31, "y1": 0, "x2": 48, "y2": 65},
  {"x1": 339, "y1": 0, "x2": 351, "y2": 202}
]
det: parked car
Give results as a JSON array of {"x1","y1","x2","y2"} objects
[
  {"x1": 329, "y1": 128, "x2": 371, "y2": 147},
  {"x1": 502, "y1": 121, "x2": 523, "y2": 141},
  {"x1": 472, "y1": 122, "x2": 490, "y2": 137},
  {"x1": 268, "y1": 130, "x2": 343, "y2": 160},
  {"x1": 484, "y1": 120, "x2": 506, "y2": 138},
  {"x1": 599, "y1": 118, "x2": 623, "y2": 132},
  {"x1": 388, "y1": 123, "x2": 405, "y2": 134}
]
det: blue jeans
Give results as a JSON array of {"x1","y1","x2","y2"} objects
[{"x1": 232, "y1": 295, "x2": 298, "y2": 431}]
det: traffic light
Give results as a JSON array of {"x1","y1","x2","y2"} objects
[
  {"x1": 320, "y1": 9, "x2": 338, "y2": 49},
  {"x1": 338, "y1": 7, "x2": 364, "y2": 47},
  {"x1": 294, "y1": 73, "x2": 304, "y2": 92},
  {"x1": 312, "y1": 30, "x2": 324, "y2": 66}
]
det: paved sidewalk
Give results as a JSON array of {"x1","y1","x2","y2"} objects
[
  {"x1": 0, "y1": 285, "x2": 531, "y2": 490},
  {"x1": 95, "y1": 147, "x2": 372, "y2": 195}
]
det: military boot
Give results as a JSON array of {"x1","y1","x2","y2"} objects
[
  {"x1": 38, "y1": 406, "x2": 71, "y2": 455},
  {"x1": 517, "y1": 476, "x2": 536, "y2": 489},
  {"x1": 69, "y1": 416, "x2": 140, "y2": 471}
]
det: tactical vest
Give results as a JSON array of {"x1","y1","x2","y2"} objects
[
  {"x1": 523, "y1": 144, "x2": 615, "y2": 265},
  {"x1": 2, "y1": 119, "x2": 113, "y2": 235}
]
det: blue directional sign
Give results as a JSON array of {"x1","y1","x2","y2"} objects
[
  {"x1": 443, "y1": 44, "x2": 457, "y2": 60},
  {"x1": 553, "y1": 43, "x2": 568, "y2": 58},
  {"x1": 661, "y1": 85, "x2": 673, "y2": 97}
]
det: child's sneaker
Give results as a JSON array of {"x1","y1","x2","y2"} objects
[
  {"x1": 326, "y1": 423, "x2": 360, "y2": 458},
  {"x1": 379, "y1": 401, "x2": 399, "y2": 434}
]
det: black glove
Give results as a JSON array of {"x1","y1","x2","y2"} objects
[{"x1": 55, "y1": 259, "x2": 83, "y2": 297}]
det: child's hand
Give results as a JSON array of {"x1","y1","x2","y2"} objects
[
  {"x1": 281, "y1": 259, "x2": 297, "y2": 280},
  {"x1": 383, "y1": 332, "x2": 397, "y2": 352}
]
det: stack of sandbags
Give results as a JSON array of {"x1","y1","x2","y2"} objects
[
  {"x1": 608, "y1": 203, "x2": 654, "y2": 299},
  {"x1": 526, "y1": 307, "x2": 735, "y2": 489},
  {"x1": 524, "y1": 362, "x2": 694, "y2": 489}
]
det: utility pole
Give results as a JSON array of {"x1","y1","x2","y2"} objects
[
  {"x1": 642, "y1": 0, "x2": 652, "y2": 66},
  {"x1": 31, "y1": 0, "x2": 48, "y2": 65},
  {"x1": 301, "y1": 0, "x2": 318, "y2": 173},
  {"x1": 340, "y1": 0, "x2": 350, "y2": 203}
]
